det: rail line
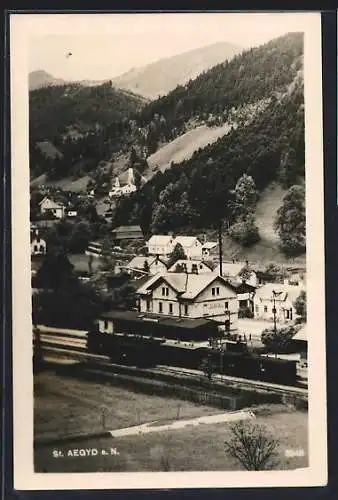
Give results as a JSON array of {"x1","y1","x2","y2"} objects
[{"x1": 35, "y1": 331, "x2": 308, "y2": 397}]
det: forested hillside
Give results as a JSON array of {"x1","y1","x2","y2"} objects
[
  {"x1": 113, "y1": 74, "x2": 304, "y2": 239},
  {"x1": 29, "y1": 81, "x2": 147, "y2": 180},
  {"x1": 135, "y1": 32, "x2": 303, "y2": 154}
]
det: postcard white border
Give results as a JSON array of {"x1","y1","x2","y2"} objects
[{"x1": 10, "y1": 11, "x2": 327, "y2": 490}]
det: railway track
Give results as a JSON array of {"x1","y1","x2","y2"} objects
[{"x1": 34, "y1": 327, "x2": 308, "y2": 397}]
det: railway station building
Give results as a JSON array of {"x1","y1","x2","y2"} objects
[{"x1": 136, "y1": 272, "x2": 239, "y2": 331}]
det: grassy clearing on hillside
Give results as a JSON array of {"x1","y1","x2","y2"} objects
[
  {"x1": 68, "y1": 253, "x2": 101, "y2": 274},
  {"x1": 31, "y1": 174, "x2": 90, "y2": 193},
  {"x1": 146, "y1": 123, "x2": 231, "y2": 175}
]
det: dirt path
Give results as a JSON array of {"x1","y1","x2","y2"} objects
[{"x1": 109, "y1": 410, "x2": 255, "y2": 437}]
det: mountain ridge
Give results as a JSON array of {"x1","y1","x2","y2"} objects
[
  {"x1": 29, "y1": 41, "x2": 242, "y2": 97},
  {"x1": 111, "y1": 41, "x2": 243, "y2": 99}
]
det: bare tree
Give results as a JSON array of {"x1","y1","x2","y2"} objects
[{"x1": 224, "y1": 420, "x2": 279, "y2": 470}]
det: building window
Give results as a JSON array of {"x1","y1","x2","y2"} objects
[
  {"x1": 212, "y1": 287, "x2": 215, "y2": 296},
  {"x1": 169, "y1": 303, "x2": 173, "y2": 315},
  {"x1": 159, "y1": 302, "x2": 163, "y2": 313},
  {"x1": 264, "y1": 306, "x2": 268, "y2": 313},
  {"x1": 216, "y1": 287, "x2": 220, "y2": 295},
  {"x1": 184, "y1": 304, "x2": 189, "y2": 316},
  {"x1": 162, "y1": 287, "x2": 169, "y2": 296},
  {"x1": 225, "y1": 301, "x2": 229, "y2": 310},
  {"x1": 39, "y1": 245, "x2": 44, "y2": 252},
  {"x1": 146, "y1": 300, "x2": 151, "y2": 311},
  {"x1": 104, "y1": 320, "x2": 109, "y2": 330},
  {"x1": 34, "y1": 245, "x2": 38, "y2": 252}
]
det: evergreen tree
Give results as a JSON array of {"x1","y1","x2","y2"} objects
[
  {"x1": 294, "y1": 290, "x2": 306, "y2": 322},
  {"x1": 167, "y1": 243, "x2": 187, "y2": 268},
  {"x1": 143, "y1": 259, "x2": 150, "y2": 273},
  {"x1": 229, "y1": 174, "x2": 258, "y2": 221},
  {"x1": 274, "y1": 184, "x2": 305, "y2": 256}
]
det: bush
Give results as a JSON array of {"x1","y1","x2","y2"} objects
[
  {"x1": 261, "y1": 325, "x2": 298, "y2": 353},
  {"x1": 229, "y1": 215, "x2": 260, "y2": 247},
  {"x1": 238, "y1": 306, "x2": 254, "y2": 319},
  {"x1": 224, "y1": 420, "x2": 280, "y2": 470}
]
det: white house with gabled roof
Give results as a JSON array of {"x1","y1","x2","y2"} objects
[
  {"x1": 215, "y1": 261, "x2": 258, "y2": 288},
  {"x1": 147, "y1": 234, "x2": 203, "y2": 259},
  {"x1": 39, "y1": 197, "x2": 65, "y2": 219},
  {"x1": 253, "y1": 283, "x2": 305, "y2": 323},
  {"x1": 136, "y1": 272, "x2": 238, "y2": 330},
  {"x1": 125, "y1": 255, "x2": 168, "y2": 276}
]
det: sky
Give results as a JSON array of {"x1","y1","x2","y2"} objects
[{"x1": 24, "y1": 12, "x2": 314, "y2": 81}]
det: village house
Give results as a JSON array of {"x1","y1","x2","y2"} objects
[
  {"x1": 215, "y1": 261, "x2": 258, "y2": 288},
  {"x1": 283, "y1": 271, "x2": 306, "y2": 287},
  {"x1": 147, "y1": 235, "x2": 203, "y2": 260},
  {"x1": 112, "y1": 225, "x2": 144, "y2": 243},
  {"x1": 253, "y1": 282, "x2": 304, "y2": 323},
  {"x1": 85, "y1": 241, "x2": 102, "y2": 257},
  {"x1": 201, "y1": 241, "x2": 218, "y2": 259},
  {"x1": 31, "y1": 229, "x2": 47, "y2": 256},
  {"x1": 167, "y1": 259, "x2": 214, "y2": 274},
  {"x1": 136, "y1": 272, "x2": 239, "y2": 331},
  {"x1": 109, "y1": 168, "x2": 138, "y2": 198},
  {"x1": 38, "y1": 196, "x2": 65, "y2": 219},
  {"x1": 228, "y1": 281, "x2": 256, "y2": 315},
  {"x1": 66, "y1": 209, "x2": 78, "y2": 218},
  {"x1": 125, "y1": 255, "x2": 168, "y2": 277}
]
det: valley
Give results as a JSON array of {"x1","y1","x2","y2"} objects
[{"x1": 29, "y1": 32, "x2": 306, "y2": 264}]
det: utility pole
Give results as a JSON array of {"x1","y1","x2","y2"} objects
[
  {"x1": 272, "y1": 290, "x2": 277, "y2": 335},
  {"x1": 218, "y1": 218, "x2": 223, "y2": 277},
  {"x1": 272, "y1": 290, "x2": 277, "y2": 358}
]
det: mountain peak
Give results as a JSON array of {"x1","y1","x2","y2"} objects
[
  {"x1": 112, "y1": 41, "x2": 243, "y2": 99},
  {"x1": 29, "y1": 70, "x2": 66, "y2": 90}
]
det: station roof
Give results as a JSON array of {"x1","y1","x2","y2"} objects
[{"x1": 99, "y1": 309, "x2": 217, "y2": 330}]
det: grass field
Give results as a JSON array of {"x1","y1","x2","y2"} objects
[
  {"x1": 68, "y1": 253, "x2": 102, "y2": 274},
  {"x1": 146, "y1": 123, "x2": 231, "y2": 176},
  {"x1": 34, "y1": 371, "x2": 220, "y2": 441},
  {"x1": 34, "y1": 370, "x2": 308, "y2": 472}
]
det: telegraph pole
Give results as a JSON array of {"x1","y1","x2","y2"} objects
[
  {"x1": 272, "y1": 290, "x2": 277, "y2": 335},
  {"x1": 218, "y1": 218, "x2": 223, "y2": 277},
  {"x1": 272, "y1": 290, "x2": 277, "y2": 358}
]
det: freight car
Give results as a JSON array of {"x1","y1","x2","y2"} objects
[{"x1": 87, "y1": 329, "x2": 298, "y2": 386}]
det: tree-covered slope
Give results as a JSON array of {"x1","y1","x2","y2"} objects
[
  {"x1": 135, "y1": 32, "x2": 303, "y2": 153},
  {"x1": 29, "y1": 81, "x2": 147, "y2": 180},
  {"x1": 30, "y1": 81, "x2": 146, "y2": 143},
  {"x1": 113, "y1": 76, "x2": 304, "y2": 237}
]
